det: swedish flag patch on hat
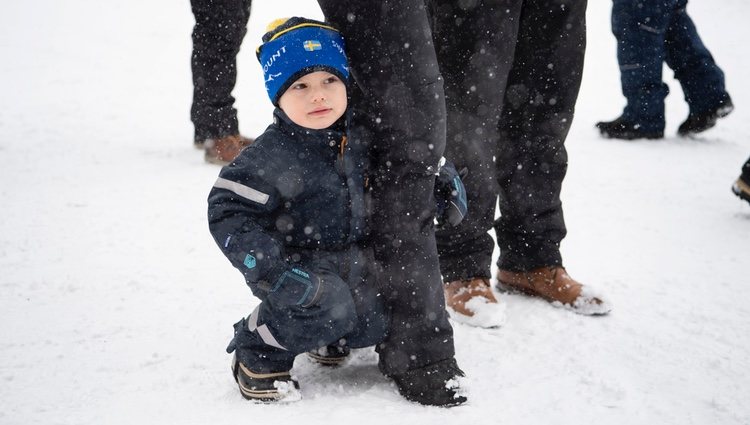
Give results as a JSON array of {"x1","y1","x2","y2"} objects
[{"x1": 303, "y1": 40, "x2": 322, "y2": 51}]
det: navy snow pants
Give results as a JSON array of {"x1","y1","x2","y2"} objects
[{"x1": 612, "y1": 0, "x2": 729, "y2": 131}]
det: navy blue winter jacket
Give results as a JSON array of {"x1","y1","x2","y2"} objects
[{"x1": 207, "y1": 109, "x2": 369, "y2": 302}]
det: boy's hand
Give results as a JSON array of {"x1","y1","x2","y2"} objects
[{"x1": 435, "y1": 159, "x2": 468, "y2": 229}]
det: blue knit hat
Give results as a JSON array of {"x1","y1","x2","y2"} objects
[{"x1": 257, "y1": 17, "x2": 349, "y2": 106}]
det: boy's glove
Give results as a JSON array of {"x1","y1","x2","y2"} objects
[
  {"x1": 266, "y1": 266, "x2": 323, "y2": 308},
  {"x1": 435, "y1": 158, "x2": 468, "y2": 229}
]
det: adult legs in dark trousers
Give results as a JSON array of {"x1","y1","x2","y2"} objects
[
  {"x1": 433, "y1": 0, "x2": 611, "y2": 324},
  {"x1": 597, "y1": 0, "x2": 733, "y2": 140},
  {"x1": 190, "y1": 0, "x2": 253, "y2": 164},
  {"x1": 317, "y1": 0, "x2": 466, "y2": 407}
]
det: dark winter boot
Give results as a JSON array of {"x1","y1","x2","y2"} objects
[
  {"x1": 231, "y1": 354, "x2": 301, "y2": 402},
  {"x1": 596, "y1": 117, "x2": 664, "y2": 140},
  {"x1": 677, "y1": 98, "x2": 734, "y2": 136},
  {"x1": 732, "y1": 176, "x2": 750, "y2": 205},
  {"x1": 226, "y1": 317, "x2": 299, "y2": 402},
  {"x1": 390, "y1": 358, "x2": 467, "y2": 407},
  {"x1": 307, "y1": 342, "x2": 351, "y2": 366}
]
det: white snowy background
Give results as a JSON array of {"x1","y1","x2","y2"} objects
[{"x1": 1, "y1": 0, "x2": 748, "y2": 424}]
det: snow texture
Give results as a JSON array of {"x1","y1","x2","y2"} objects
[{"x1": 1, "y1": 0, "x2": 749, "y2": 424}]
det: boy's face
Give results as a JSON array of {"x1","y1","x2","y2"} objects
[{"x1": 278, "y1": 71, "x2": 347, "y2": 130}]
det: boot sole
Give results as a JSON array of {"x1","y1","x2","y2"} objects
[
  {"x1": 237, "y1": 382, "x2": 286, "y2": 402},
  {"x1": 237, "y1": 383, "x2": 301, "y2": 403},
  {"x1": 495, "y1": 278, "x2": 540, "y2": 297},
  {"x1": 399, "y1": 392, "x2": 468, "y2": 408},
  {"x1": 235, "y1": 376, "x2": 301, "y2": 403},
  {"x1": 496, "y1": 280, "x2": 611, "y2": 316},
  {"x1": 306, "y1": 351, "x2": 349, "y2": 366},
  {"x1": 600, "y1": 130, "x2": 664, "y2": 140}
]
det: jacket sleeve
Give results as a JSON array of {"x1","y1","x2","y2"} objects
[{"x1": 207, "y1": 154, "x2": 289, "y2": 296}]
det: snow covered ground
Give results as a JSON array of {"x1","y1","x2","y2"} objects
[{"x1": 1, "y1": 0, "x2": 749, "y2": 424}]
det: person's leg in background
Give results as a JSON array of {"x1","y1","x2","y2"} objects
[
  {"x1": 495, "y1": 0, "x2": 611, "y2": 315},
  {"x1": 190, "y1": 0, "x2": 253, "y2": 164},
  {"x1": 732, "y1": 156, "x2": 750, "y2": 205},
  {"x1": 597, "y1": 0, "x2": 673, "y2": 140},
  {"x1": 432, "y1": 0, "x2": 523, "y2": 325},
  {"x1": 664, "y1": 0, "x2": 733, "y2": 136}
]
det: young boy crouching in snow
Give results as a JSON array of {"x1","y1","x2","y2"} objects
[{"x1": 207, "y1": 17, "x2": 467, "y2": 405}]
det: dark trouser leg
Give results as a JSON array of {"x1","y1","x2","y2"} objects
[
  {"x1": 334, "y1": 247, "x2": 389, "y2": 349},
  {"x1": 190, "y1": 0, "x2": 251, "y2": 143},
  {"x1": 432, "y1": 0, "x2": 523, "y2": 281},
  {"x1": 611, "y1": 0, "x2": 670, "y2": 131},
  {"x1": 664, "y1": 0, "x2": 729, "y2": 115},
  {"x1": 494, "y1": 0, "x2": 587, "y2": 272},
  {"x1": 318, "y1": 0, "x2": 455, "y2": 376}
]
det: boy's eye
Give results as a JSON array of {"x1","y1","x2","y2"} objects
[
  {"x1": 324, "y1": 76, "x2": 340, "y2": 84},
  {"x1": 292, "y1": 83, "x2": 308, "y2": 90}
]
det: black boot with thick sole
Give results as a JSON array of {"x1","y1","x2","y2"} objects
[
  {"x1": 390, "y1": 358, "x2": 467, "y2": 407},
  {"x1": 678, "y1": 99, "x2": 734, "y2": 136},
  {"x1": 231, "y1": 355, "x2": 300, "y2": 402}
]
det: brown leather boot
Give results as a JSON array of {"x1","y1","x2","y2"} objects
[
  {"x1": 444, "y1": 278, "x2": 498, "y2": 317},
  {"x1": 496, "y1": 267, "x2": 611, "y2": 315},
  {"x1": 444, "y1": 278, "x2": 505, "y2": 327},
  {"x1": 204, "y1": 135, "x2": 253, "y2": 165}
]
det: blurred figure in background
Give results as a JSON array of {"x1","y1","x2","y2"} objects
[
  {"x1": 733, "y1": 157, "x2": 750, "y2": 205},
  {"x1": 597, "y1": 0, "x2": 733, "y2": 140},
  {"x1": 191, "y1": 0, "x2": 254, "y2": 164}
]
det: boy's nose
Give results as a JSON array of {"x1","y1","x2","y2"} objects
[{"x1": 311, "y1": 88, "x2": 326, "y2": 102}]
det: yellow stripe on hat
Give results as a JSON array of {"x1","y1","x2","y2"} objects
[
  {"x1": 268, "y1": 23, "x2": 340, "y2": 42},
  {"x1": 256, "y1": 21, "x2": 341, "y2": 55},
  {"x1": 265, "y1": 18, "x2": 290, "y2": 32}
]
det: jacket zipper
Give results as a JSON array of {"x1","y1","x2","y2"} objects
[{"x1": 338, "y1": 135, "x2": 350, "y2": 245}]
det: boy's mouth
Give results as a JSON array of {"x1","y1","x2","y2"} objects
[{"x1": 309, "y1": 107, "x2": 332, "y2": 116}]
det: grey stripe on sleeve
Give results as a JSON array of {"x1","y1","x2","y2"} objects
[
  {"x1": 256, "y1": 324, "x2": 287, "y2": 350},
  {"x1": 246, "y1": 304, "x2": 286, "y2": 350},
  {"x1": 214, "y1": 177, "x2": 270, "y2": 205}
]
